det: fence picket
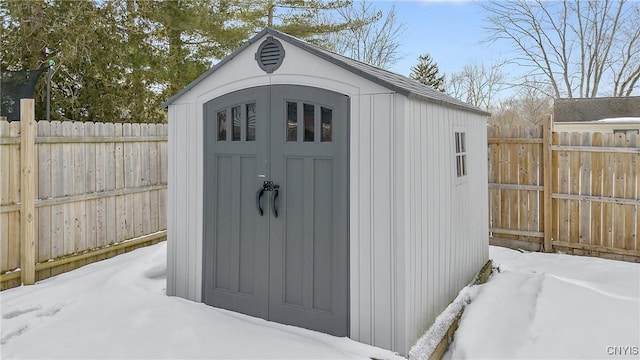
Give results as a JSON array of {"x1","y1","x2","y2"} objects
[
  {"x1": 614, "y1": 134, "x2": 626, "y2": 249},
  {"x1": 85, "y1": 122, "x2": 97, "y2": 251},
  {"x1": 0, "y1": 121, "x2": 11, "y2": 273},
  {"x1": 141, "y1": 124, "x2": 151, "y2": 236},
  {"x1": 579, "y1": 132, "x2": 591, "y2": 244},
  {"x1": 625, "y1": 134, "x2": 638, "y2": 251},
  {"x1": 148, "y1": 125, "x2": 159, "y2": 233},
  {"x1": 105, "y1": 123, "x2": 117, "y2": 246},
  {"x1": 557, "y1": 133, "x2": 570, "y2": 242},
  {"x1": 123, "y1": 123, "x2": 134, "y2": 241},
  {"x1": 568, "y1": 132, "x2": 581, "y2": 244},
  {"x1": 62, "y1": 122, "x2": 75, "y2": 274},
  {"x1": 591, "y1": 133, "x2": 604, "y2": 247},
  {"x1": 72, "y1": 122, "x2": 86, "y2": 256},
  {"x1": 95, "y1": 122, "x2": 106, "y2": 248},
  {"x1": 551, "y1": 132, "x2": 560, "y2": 245},
  {"x1": 530, "y1": 126, "x2": 542, "y2": 235},
  {"x1": 37, "y1": 121, "x2": 52, "y2": 281},
  {"x1": 50, "y1": 122, "x2": 64, "y2": 270},
  {"x1": 509, "y1": 126, "x2": 519, "y2": 235},
  {"x1": 132, "y1": 124, "x2": 144, "y2": 238},
  {"x1": 115, "y1": 123, "x2": 126, "y2": 243},
  {"x1": 602, "y1": 134, "x2": 614, "y2": 248},
  {"x1": 8, "y1": 122, "x2": 21, "y2": 271},
  {"x1": 518, "y1": 126, "x2": 529, "y2": 237}
]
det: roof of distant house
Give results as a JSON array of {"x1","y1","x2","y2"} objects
[{"x1": 553, "y1": 97, "x2": 640, "y2": 122}]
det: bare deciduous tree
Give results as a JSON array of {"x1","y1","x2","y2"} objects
[
  {"x1": 446, "y1": 62, "x2": 507, "y2": 110},
  {"x1": 483, "y1": 0, "x2": 640, "y2": 98},
  {"x1": 326, "y1": 0, "x2": 405, "y2": 69},
  {"x1": 490, "y1": 78, "x2": 553, "y2": 126}
]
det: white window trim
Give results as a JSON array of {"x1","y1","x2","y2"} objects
[{"x1": 453, "y1": 127, "x2": 468, "y2": 185}]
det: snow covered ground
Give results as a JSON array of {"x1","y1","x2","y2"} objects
[
  {"x1": 444, "y1": 246, "x2": 640, "y2": 359},
  {"x1": 0, "y1": 243, "x2": 402, "y2": 359},
  {"x1": 2, "y1": 243, "x2": 639, "y2": 359}
]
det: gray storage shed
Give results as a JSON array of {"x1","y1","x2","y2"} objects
[{"x1": 165, "y1": 28, "x2": 489, "y2": 355}]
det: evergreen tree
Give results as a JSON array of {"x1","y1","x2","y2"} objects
[
  {"x1": 1, "y1": 0, "x2": 136, "y2": 121},
  {"x1": 127, "y1": 0, "x2": 254, "y2": 99},
  {"x1": 410, "y1": 53, "x2": 445, "y2": 92},
  {"x1": 0, "y1": 0, "x2": 257, "y2": 122},
  {"x1": 0, "y1": 0, "x2": 365, "y2": 122},
  {"x1": 245, "y1": 0, "x2": 359, "y2": 46}
]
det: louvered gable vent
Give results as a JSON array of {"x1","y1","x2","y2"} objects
[{"x1": 255, "y1": 37, "x2": 285, "y2": 73}]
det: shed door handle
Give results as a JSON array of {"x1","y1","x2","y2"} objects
[
  {"x1": 256, "y1": 188, "x2": 265, "y2": 216},
  {"x1": 270, "y1": 185, "x2": 280, "y2": 218}
]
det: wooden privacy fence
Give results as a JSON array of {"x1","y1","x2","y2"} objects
[
  {"x1": 489, "y1": 117, "x2": 640, "y2": 262},
  {"x1": 1, "y1": 101, "x2": 168, "y2": 290}
]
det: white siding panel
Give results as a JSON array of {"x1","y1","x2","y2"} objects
[
  {"x1": 398, "y1": 98, "x2": 489, "y2": 353},
  {"x1": 348, "y1": 94, "x2": 361, "y2": 341},
  {"x1": 350, "y1": 93, "x2": 405, "y2": 352},
  {"x1": 186, "y1": 103, "x2": 199, "y2": 301},
  {"x1": 393, "y1": 93, "x2": 409, "y2": 352},
  {"x1": 168, "y1": 103, "x2": 188, "y2": 298},
  {"x1": 425, "y1": 101, "x2": 437, "y2": 333},
  {"x1": 353, "y1": 94, "x2": 372, "y2": 344},
  {"x1": 167, "y1": 103, "x2": 202, "y2": 302},
  {"x1": 177, "y1": 103, "x2": 188, "y2": 298},
  {"x1": 167, "y1": 105, "x2": 177, "y2": 296},
  {"x1": 195, "y1": 103, "x2": 204, "y2": 302},
  {"x1": 371, "y1": 93, "x2": 394, "y2": 350}
]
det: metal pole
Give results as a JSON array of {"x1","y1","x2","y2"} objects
[{"x1": 46, "y1": 65, "x2": 52, "y2": 121}]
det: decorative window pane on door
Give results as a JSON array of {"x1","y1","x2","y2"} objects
[
  {"x1": 304, "y1": 103, "x2": 314, "y2": 142},
  {"x1": 246, "y1": 103, "x2": 256, "y2": 141},
  {"x1": 321, "y1": 107, "x2": 332, "y2": 142},
  {"x1": 217, "y1": 110, "x2": 227, "y2": 141},
  {"x1": 286, "y1": 101, "x2": 334, "y2": 143},
  {"x1": 232, "y1": 106, "x2": 241, "y2": 141},
  {"x1": 287, "y1": 101, "x2": 297, "y2": 142}
]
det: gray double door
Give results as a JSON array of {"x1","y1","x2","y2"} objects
[{"x1": 203, "y1": 85, "x2": 349, "y2": 336}]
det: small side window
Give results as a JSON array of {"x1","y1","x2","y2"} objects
[{"x1": 455, "y1": 131, "x2": 467, "y2": 178}]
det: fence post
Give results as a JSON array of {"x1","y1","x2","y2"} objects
[
  {"x1": 20, "y1": 99, "x2": 36, "y2": 284},
  {"x1": 543, "y1": 115, "x2": 553, "y2": 252}
]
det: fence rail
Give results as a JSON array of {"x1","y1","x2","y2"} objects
[
  {"x1": 1, "y1": 101, "x2": 168, "y2": 289},
  {"x1": 489, "y1": 116, "x2": 640, "y2": 262}
]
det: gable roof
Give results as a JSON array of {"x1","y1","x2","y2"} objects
[{"x1": 164, "y1": 28, "x2": 490, "y2": 116}]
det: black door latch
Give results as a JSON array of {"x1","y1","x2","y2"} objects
[
  {"x1": 262, "y1": 181, "x2": 278, "y2": 191},
  {"x1": 256, "y1": 181, "x2": 280, "y2": 217}
]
